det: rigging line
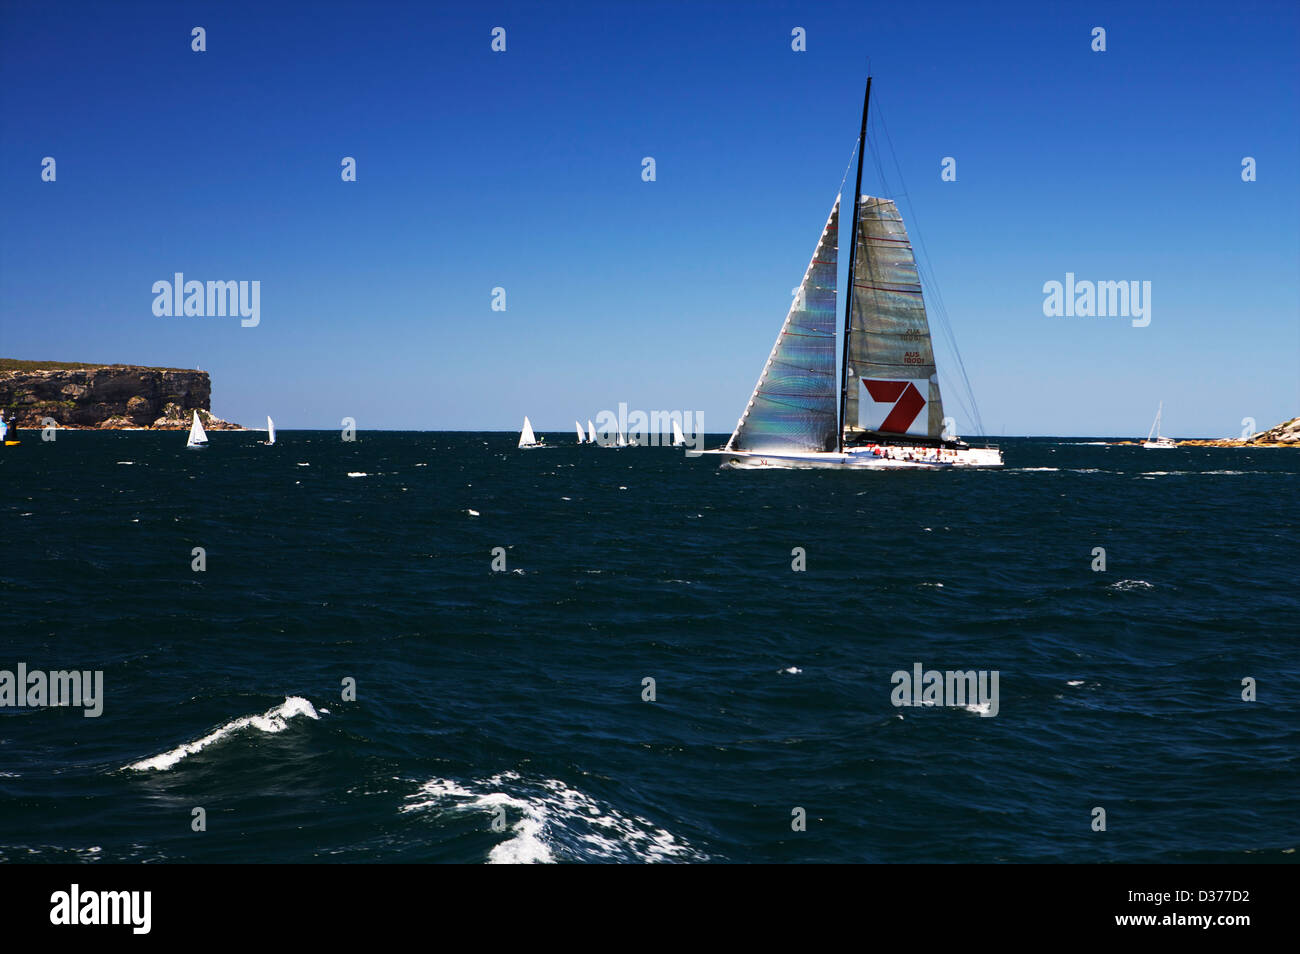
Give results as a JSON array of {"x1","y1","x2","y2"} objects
[
  {"x1": 872, "y1": 93, "x2": 988, "y2": 438},
  {"x1": 866, "y1": 109, "x2": 979, "y2": 433},
  {"x1": 838, "y1": 136, "x2": 859, "y2": 199},
  {"x1": 878, "y1": 98, "x2": 986, "y2": 438}
]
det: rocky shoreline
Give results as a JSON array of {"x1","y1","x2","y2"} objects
[
  {"x1": 0, "y1": 363, "x2": 244, "y2": 430},
  {"x1": 1112, "y1": 416, "x2": 1299, "y2": 447}
]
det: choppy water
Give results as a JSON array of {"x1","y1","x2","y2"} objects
[{"x1": 1, "y1": 432, "x2": 1297, "y2": 862}]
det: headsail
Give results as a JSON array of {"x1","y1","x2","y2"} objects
[
  {"x1": 671, "y1": 419, "x2": 686, "y2": 447},
  {"x1": 575, "y1": 420, "x2": 586, "y2": 443},
  {"x1": 587, "y1": 419, "x2": 596, "y2": 444},
  {"x1": 843, "y1": 197, "x2": 946, "y2": 442},
  {"x1": 726, "y1": 196, "x2": 840, "y2": 453},
  {"x1": 187, "y1": 410, "x2": 208, "y2": 446},
  {"x1": 267, "y1": 416, "x2": 276, "y2": 445}
]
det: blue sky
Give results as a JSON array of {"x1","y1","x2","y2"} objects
[{"x1": 2, "y1": 0, "x2": 1297, "y2": 436}]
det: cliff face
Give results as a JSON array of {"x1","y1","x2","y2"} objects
[{"x1": 0, "y1": 365, "x2": 240, "y2": 429}]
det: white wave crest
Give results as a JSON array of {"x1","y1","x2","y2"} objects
[
  {"x1": 402, "y1": 772, "x2": 700, "y2": 864},
  {"x1": 125, "y1": 696, "x2": 320, "y2": 772},
  {"x1": 1109, "y1": 579, "x2": 1154, "y2": 591}
]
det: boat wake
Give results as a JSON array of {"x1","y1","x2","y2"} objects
[
  {"x1": 123, "y1": 696, "x2": 321, "y2": 772},
  {"x1": 401, "y1": 772, "x2": 703, "y2": 864}
]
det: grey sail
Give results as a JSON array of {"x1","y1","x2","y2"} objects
[
  {"x1": 843, "y1": 196, "x2": 946, "y2": 441},
  {"x1": 726, "y1": 197, "x2": 840, "y2": 453}
]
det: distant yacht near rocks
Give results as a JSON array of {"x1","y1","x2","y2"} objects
[{"x1": 1143, "y1": 402, "x2": 1177, "y2": 449}]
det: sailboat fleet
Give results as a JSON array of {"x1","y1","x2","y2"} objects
[
  {"x1": 515, "y1": 416, "x2": 663, "y2": 448},
  {"x1": 181, "y1": 410, "x2": 278, "y2": 447},
  {"x1": 707, "y1": 76, "x2": 1002, "y2": 471}
]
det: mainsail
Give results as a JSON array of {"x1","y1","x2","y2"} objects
[
  {"x1": 726, "y1": 197, "x2": 840, "y2": 453},
  {"x1": 843, "y1": 197, "x2": 946, "y2": 442},
  {"x1": 587, "y1": 419, "x2": 596, "y2": 444},
  {"x1": 267, "y1": 416, "x2": 276, "y2": 445},
  {"x1": 575, "y1": 420, "x2": 586, "y2": 443}
]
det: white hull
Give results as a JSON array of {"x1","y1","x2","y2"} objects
[
  {"x1": 705, "y1": 444, "x2": 1003, "y2": 470},
  {"x1": 1142, "y1": 438, "x2": 1177, "y2": 449}
]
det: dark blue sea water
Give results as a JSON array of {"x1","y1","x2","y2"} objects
[{"x1": 1, "y1": 432, "x2": 1297, "y2": 863}]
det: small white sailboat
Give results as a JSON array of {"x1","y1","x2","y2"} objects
[
  {"x1": 587, "y1": 419, "x2": 596, "y2": 444},
  {"x1": 518, "y1": 415, "x2": 543, "y2": 448},
  {"x1": 671, "y1": 419, "x2": 687, "y2": 447},
  {"x1": 1143, "y1": 402, "x2": 1176, "y2": 448},
  {"x1": 265, "y1": 416, "x2": 277, "y2": 445},
  {"x1": 575, "y1": 420, "x2": 586, "y2": 443},
  {"x1": 187, "y1": 410, "x2": 208, "y2": 449}
]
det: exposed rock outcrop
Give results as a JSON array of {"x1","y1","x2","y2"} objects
[
  {"x1": 1176, "y1": 416, "x2": 1300, "y2": 447},
  {"x1": 0, "y1": 363, "x2": 242, "y2": 430}
]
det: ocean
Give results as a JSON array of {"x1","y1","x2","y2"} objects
[{"x1": 1, "y1": 432, "x2": 1297, "y2": 863}]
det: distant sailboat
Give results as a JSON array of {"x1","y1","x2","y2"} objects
[
  {"x1": 1143, "y1": 402, "x2": 1176, "y2": 448},
  {"x1": 266, "y1": 416, "x2": 277, "y2": 445},
  {"x1": 518, "y1": 416, "x2": 543, "y2": 448},
  {"x1": 187, "y1": 410, "x2": 208, "y2": 449},
  {"x1": 671, "y1": 419, "x2": 686, "y2": 447},
  {"x1": 705, "y1": 75, "x2": 1002, "y2": 470},
  {"x1": 575, "y1": 420, "x2": 586, "y2": 443},
  {"x1": 587, "y1": 419, "x2": 596, "y2": 444}
]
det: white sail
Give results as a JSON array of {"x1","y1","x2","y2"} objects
[
  {"x1": 672, "y1": 419, "x2": 686, "y2": 447},
  {"x1": 267, "y1": 416, "x2": 276, "y2": 445},
  {"x1": 575, "y1": 420, "x2": 586, "y2": 443},
  {"x1": 519, "y1": 416, "x2": 538, "y2": 448},
  {"x1": 1147, "y1": 402, "x2": 1163, "y2": 441},
  {"x1": 587, "y1": 420, "x2": 596, "y2": 444},
  {"x1": 187, "y1": 410, "x2": 208, "y2": 447},
  {"x1": 1143, "y1": 402, "x2": 1175, "y2": 448}
]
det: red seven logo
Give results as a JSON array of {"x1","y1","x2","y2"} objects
[{"x1": 863, "y1": 380, "x2": 927, "y2": 433}]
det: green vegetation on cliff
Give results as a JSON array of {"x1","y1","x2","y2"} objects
[{"x1": 0, "y1": 359, "x2": 193, "y2": 373}]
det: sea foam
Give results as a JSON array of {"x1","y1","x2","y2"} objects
[{"x1": 402, "y1": 772, "x2": 699, "y2": 864}]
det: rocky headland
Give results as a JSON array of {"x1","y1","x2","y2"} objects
[{"x1": 0, "y1": 360, "x2": 242, "y2": 430}]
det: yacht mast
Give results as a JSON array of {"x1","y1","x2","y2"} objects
[{"x1": 838, "y1": 76, "x2": 872, "y2": 451}]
